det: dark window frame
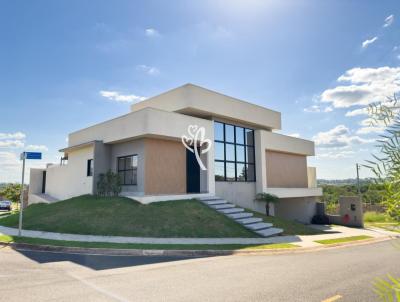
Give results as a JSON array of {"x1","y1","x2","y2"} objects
[
  {"x1": 214, "y1": 121, "x2": 256, "y2": 182},
  {"x1": 117, "y1": 154, "x2": 138, "y2": 185},
  {"x1": 87, "y1": 159, "x2": 93, "y2": 177}
]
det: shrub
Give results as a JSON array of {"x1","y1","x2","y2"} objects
[
  {"x1": 97, "y1": 170, "x2": 121, "y2": 196},
  {"x1": 363, "y1": 211, "x2": 393, "y2": 223},
  {"x1": 311, "y1": 214, "x2": 330, "y2": 225}
]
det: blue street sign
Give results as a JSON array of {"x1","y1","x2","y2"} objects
[{"x1": 25, "y1": 152, "x2": 42, "y2": 160}]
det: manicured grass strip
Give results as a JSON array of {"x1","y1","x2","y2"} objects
[
  {"x1": 315, "y1": 235, "x2": 373, "y2": 245},
  {"x1": 366, "y1": 223, "x2": 400, "y2": 233},
  {"x1": 0, "y1": 235, "x2": 298, "y2": 250},
  {"x1": 0, "y1": 195, "x2": 257, "y2": 238}
]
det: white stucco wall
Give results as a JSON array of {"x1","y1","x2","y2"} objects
[
  {"x1": 28, "y1": 168, "x2": 45, "y2": 195},
  {"x1": 215, "y1": 182, "x2": 257, "y2": 210},
  {"x1": 45, "y1": 146, "x2": 94, "y2": 200},
  {"x1": 274, "y1": 197, "x2": 318, "y2": 224}
]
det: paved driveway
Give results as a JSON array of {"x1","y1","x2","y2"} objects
[{"x1": 0, "y1": 240, "x2": 399, "y2": 301}]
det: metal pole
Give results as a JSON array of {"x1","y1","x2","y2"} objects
[
  {"x1": 18, "y1": 153, "x2": 26, "y2": 236},
  {"x1": 356, "y1": 163, "x2": 360, "y2": 195}
]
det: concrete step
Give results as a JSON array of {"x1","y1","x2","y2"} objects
[
  {"x1": 198, "y1": 197, "x2": 222, "y2": 202},
  {"x1": 255, "y1": 227, "x2": 283, "y2": 237},
  {"x1": 227, "y1": 212, "x2": 253, "y2": 219},
  {"x1": 218, "y1": 208, "x2": 245, "y2": 214},
  {"x1": 245, "y1": 222, "x2": 273, "y2": 231},
  {"x1": 235, "y1": 217, "x2": 263, "y2": 225},
  {"x1": 203, "y1": 200, "x2": 227, "y2": 206},
  {"x1": 210, "y1": 203, "x2": 235, "y2": 210}
]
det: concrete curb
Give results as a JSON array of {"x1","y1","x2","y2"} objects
[{"x1": 0, "y1": 236, "x2": 394, "y2": 257}]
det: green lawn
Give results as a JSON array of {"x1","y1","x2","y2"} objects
[
  {"x1": 315, "y1": 235, "x2": 373, "y2": 245},
  {"x1": 248, "y1": 210, "x2": 326, "y2": 236},
  {"x1": 363, "y1": 211, "x2": 400, "y2": 233},
  {"x1": 0, "y1": 195, "x2": 257, "y2": 238},
  {"x1": 0, "y1": 235, "x2": 297, "y2": 250}
]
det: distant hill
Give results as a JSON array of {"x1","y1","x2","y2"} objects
[{"x1": 317, "y1": 178, "x2": 377, "y2": 186}]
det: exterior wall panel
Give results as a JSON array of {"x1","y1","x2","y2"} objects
[
  {"x1": 266, "y1": 151, "x2": 308, "y2": 188},
  {"x1": 144, "y1": 138, "x2": 186, "y2": 195}
]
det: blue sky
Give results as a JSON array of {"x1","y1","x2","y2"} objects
[{"x1": 1, "y1": 0, "x2": 399, "y2": 182}]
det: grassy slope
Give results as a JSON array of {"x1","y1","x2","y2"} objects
[
  {"x1": 0, "y1": 235, "x2": 297, "y2": 250},
  {"x1": 0, "y1": 195, "x2": 257, "y2": 238}
]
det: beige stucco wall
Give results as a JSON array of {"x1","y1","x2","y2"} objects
[
  {"x1": 68, "y1": 107, "x2": 213, "y2": 147},
  {"x1": 131, "y1": 84, "x2": 281, "y2": 130},
  {"x1": 46, "y1": 146, "x2": 94, "y2": 200},
  {"x1": 307, "y1": 167, "x2": 317, "y2": 188},
  {"x1": 144, "y1": 138, "x2": 186, "y2": 195},
  {"x1": 266, "y1": 151, "x2": 308, "y2": 188},
  {"x1": 28, "y1": 168, "x2": 45, "y2": 195}
]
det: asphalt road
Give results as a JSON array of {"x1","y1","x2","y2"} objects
[{"x1": 0, "y1": 240, "x2": 399, "y2": 302}]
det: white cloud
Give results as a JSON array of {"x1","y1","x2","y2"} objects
[
  {"x1": 317, "y1": 150, "x2": 355, "y2": 159},
  {"x1": 136, "y1": 65, "x2": 160, "y2": 76},
  {"x1": 383, "y1": 14, "x2": 394, "y2": 27},
  {"x1": 0, "y1": 132, "x2": 26, "y2": 140},
  {"x1": 356, "y1": 126, "x2": 385, "y2": 134},
  {"x1": 100, "y1": 90, "x2": 147, "y2": 103},
  {"x1": 345, "y1": 107, "x2": 369, "y2": 117},
  {"x1": 313, "y1": 125, "x2": 373, "y2": 148},
  {"x1": 287, "y1": 133, "x2": 300, "y2": 138},
  {"x1": 145, "y1": 28, "x2": 160, "y2": 37},
  {"x1": 0, "y1": 140, "x2": 24, "y2": 148},
  {"x1": 0, "y1": 151, "x2": 19, "y2": 168},
  {"x1": 304, "y1": 105, "x2": 333, "y2": 113},
  {"x1": 26, "y1": 145, "x2": 48, "y2": 152},
  {"x1": 321, "y1": 67, "x2": 400, "y2": 108},
  {"x1": 362, "y1": 36, "x2": 378, "y2": 48}
]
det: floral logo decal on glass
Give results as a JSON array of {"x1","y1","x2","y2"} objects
[{"x1": 181, "y1": 125, "x2": 212, "y2": 170}]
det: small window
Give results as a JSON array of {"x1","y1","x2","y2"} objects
[
  {"x1": 117, "y1": 155, "x2": 138, "y2": 185},
  {"x1": 87, "y1": 159, "x2": 93, "y2": 176}
]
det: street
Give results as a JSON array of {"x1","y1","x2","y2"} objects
[{"x1": 0, "y1": 240, "x2": 399, "y2": 302}]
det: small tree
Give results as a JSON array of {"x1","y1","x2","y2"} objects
[
  {"x1": 364, "y1": 94, "x2": 400, "y2": 222},
  {"x1": 0, "y1": 183, "x2": 22, "y2": 209},
  {"x1": 255, "y1": 193, "x2": 279, "y2": 216}
]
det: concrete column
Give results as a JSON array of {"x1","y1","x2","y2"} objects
[
  {"x1": 254, "y1": 130, "x2": 267, "y2": 193},
  {"x1": 207, "y1": 134, "x2": 215, "y2": 195},
  {"x1": 93, "y1": 141, "x2": 111, "y2": 195}
]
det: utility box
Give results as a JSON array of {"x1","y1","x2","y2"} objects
[{"x1": 338, "y1": 196, "x2": 363, "y2": 227}]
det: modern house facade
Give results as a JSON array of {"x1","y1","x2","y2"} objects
[{"x1": 29, "y1": 84, "x2": 322, "y2": 223}]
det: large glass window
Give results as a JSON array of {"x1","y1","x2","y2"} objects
[
  {"x1": 117, "y1": 155, "x2": 138, "y2": 185},
  {"x1": 214, "y1": 121, "x2": 256, "y2": 182}
]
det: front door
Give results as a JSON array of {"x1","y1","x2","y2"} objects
[
  {"x1": 186, "y1": 149, "x2": 200, "y2": 193},
  {"x1": 41, "y1": 171, "x2": 46, "y2": 193}
]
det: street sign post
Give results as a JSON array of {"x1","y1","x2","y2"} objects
[{"x1": 18, "y1": 152, "x2": 42, "y2": 236}]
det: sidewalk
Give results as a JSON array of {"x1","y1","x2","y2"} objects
[{"x1": 0, "y1": 225, "x2": 398, "y2": 247}]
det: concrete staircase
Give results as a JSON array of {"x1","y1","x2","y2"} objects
[{"x1": 198, "y1": 197, "x2": 283, "y2": 238}]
